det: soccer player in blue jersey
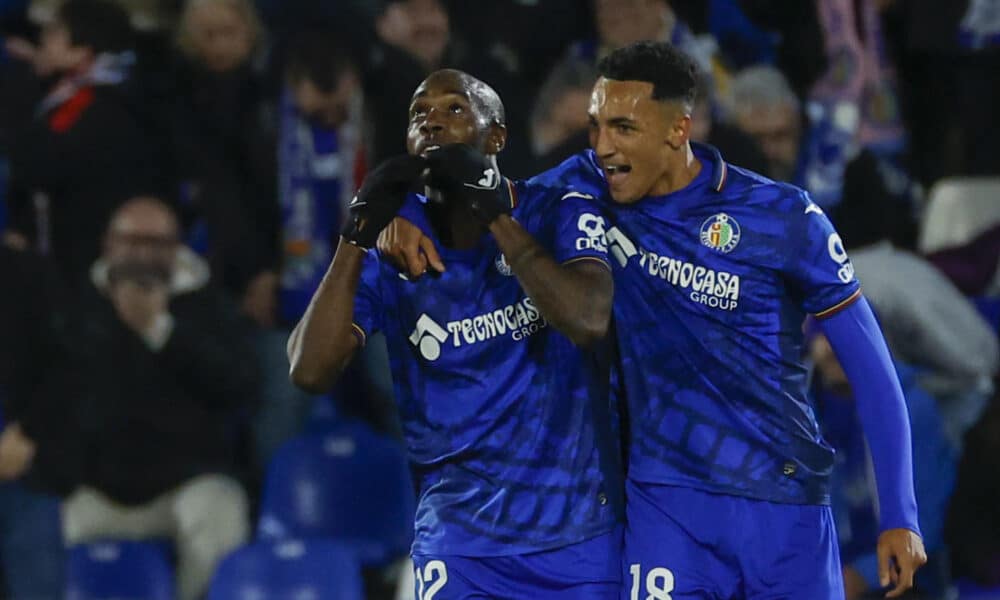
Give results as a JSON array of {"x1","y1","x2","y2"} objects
[
  {"x1": 287, "y1": 69, "x2": 623, "y2": 599},
  {"x1": 380, "y1": 44, "x2": 927, "y2": 599}
]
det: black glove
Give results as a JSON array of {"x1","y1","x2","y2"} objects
[
  {"x1": 342, "y1": 154, "x2": 425, "y2": 248},
  {"x1": 424, "y1": 144, "x2": 514, "y2": 225}
]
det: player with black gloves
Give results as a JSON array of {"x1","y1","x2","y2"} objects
[{"x1": 287, "y1": 68, "x2": 624, "y2": 599}]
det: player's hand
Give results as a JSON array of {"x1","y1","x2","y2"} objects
[
  {"x1": 377, "y1": 217, "x2": 445, "y2": 278},
  {"x1": 343, "y1": 155, "x2": 425, "y2": 249},
  {"x1": 877, "y1": 528, "x2": 927, "y2": 597},
  {"x1": 424, "y1": 144, "x2": 514, "y2": 225}
]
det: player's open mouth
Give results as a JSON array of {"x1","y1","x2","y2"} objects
[{"x1": 605, "y1": 164, "x2": 632, "y2": 187}]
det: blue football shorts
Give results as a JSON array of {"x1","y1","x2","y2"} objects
[
  {"x1": 622, "y1": 480, "x2": 843, "y2": 600},
  {"x1": 412, "y1": 526, "x2": 622, "y2": 599}
]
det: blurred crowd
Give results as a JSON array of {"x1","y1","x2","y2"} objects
[{"x1": 0, "y1": 0, "x2": 998, "y2": 598}]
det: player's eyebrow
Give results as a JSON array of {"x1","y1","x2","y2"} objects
[{"x1": 607, "y1": 116, "x2": 636, "y2": 127}]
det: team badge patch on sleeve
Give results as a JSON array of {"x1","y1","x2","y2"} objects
[{"x1": 700, "y1": 213, "x2": 741, "y2": 253}]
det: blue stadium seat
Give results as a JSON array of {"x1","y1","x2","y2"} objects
[
  {"x1": 257, "y1": 420, "x2": 415, "y2": 565},
  {"x1": 208, "y1": 539, "x2": 363, "y2": 600},
  {"x1": 956, "y1": 578, "x2": 1000, "y2": 599},
  {"x1": 65, "y1": 541, "x2": 174, "y2": 600},
  {"x1": 303, "y1": 393, "x2": 341, "y2": 434},
  {"x1": 972, "y1": 296, "x2": 1000, "y2": 333}
]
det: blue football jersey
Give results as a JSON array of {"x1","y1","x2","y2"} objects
[
  {"x1": 531, "y1": 144, "x2": 861, "y2": 505},
  {"x1": 352, "y1": 180, "x2": 622, "y2": 557}
]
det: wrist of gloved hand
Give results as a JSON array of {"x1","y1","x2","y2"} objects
[
  {"x1": 341, "y1": 208, "x2": 379, "y2": 249},
  {"x1": 342, "y1": 154, "x2": 425, "y2": 248},
  {"x1": 468, "y1": 177, "x2": 515, "y2": 225},
  {"x1": 424, "y1": 144, "x2": 514, "y2": 225}
]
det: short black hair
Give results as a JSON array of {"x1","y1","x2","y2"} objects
[
  {"x1": 56, "y1": 0, "x2": 134, "y2": 54},
  {"x1": 597, "y1": 41, "x2": 698, "y2": 108},
  {"x1": 285, "y1": 29, "x2": 358, "y2": 93}
]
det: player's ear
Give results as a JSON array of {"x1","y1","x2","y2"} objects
[
  {"x1": 665, "y1": 111, "x2": 691, "y2": 150},
  {"x1": 487, "y1": 123, "x2": 507, "y2": 155}
]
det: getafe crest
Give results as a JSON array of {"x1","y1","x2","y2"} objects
[{"x1": 700, "y1": 213, "x2": 741, "y2": 254}]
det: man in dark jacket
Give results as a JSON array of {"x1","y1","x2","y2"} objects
[
  {"x1": 61, "y1": 197, "x2": 256, "y2": 600},
  {"x1": 3, "y1": 0, "x2": 167, "y2": 291}
]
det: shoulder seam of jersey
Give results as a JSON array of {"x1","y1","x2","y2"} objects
[
  {"x1": 351, "y1": 322, "x2": 368, "y2": 346},
  {"x1": 560, "y1": 191, "x2": 596, "y2": 201},
  {"x1": 814, "y1": 288, "x2": 862, "y2": 319}
]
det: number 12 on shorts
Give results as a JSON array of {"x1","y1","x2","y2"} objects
[
  {"x1": 416, "y1": 560, "x2": 447, "y2": 600},
  {"x1": 630, "y1": 563, "x2": 675, "y2": 600}
]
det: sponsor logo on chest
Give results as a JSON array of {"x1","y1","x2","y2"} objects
[
  {"x1": 607, "y1": 225, "x2": 741, "y2": 311},
  {"x1": 408, "y1": 298, "x2": 548, "y2": 361}
]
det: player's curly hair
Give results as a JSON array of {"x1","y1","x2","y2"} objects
[{"x1": 597, "y1": 41, "x2": 698, "y2": 109}]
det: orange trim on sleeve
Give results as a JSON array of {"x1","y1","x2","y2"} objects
[
  {"x1": 814, "y1": 288, "x2": 862, "y2": 319},
  {"x1": 351, "y1": 323, "x2": 368, "y2": 346},
  {"x1": 561, "y1": 256, "x2": 612, "y2": 271}
]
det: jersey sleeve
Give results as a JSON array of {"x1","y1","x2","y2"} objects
[
  {"x1": 553, "y1": 190, "x2": 611, "y2": 268},
  {"x1": 351, "y1": 250, "x2": 385, "y2": 346},
  {"x1": 783, "y1": 191, "x2": 861, "y2": 317},
  {"x1": 397, "y1": 192, "x2": 433, "y2": 235}
]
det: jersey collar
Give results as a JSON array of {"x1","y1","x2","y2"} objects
[{"x1": 691, "y1": 142, "x2": 728, "y2": 193}]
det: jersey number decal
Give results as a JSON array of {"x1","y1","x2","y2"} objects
[
  {"x1": 630, "y1": 563, "x2": 675, "y2": 600},
  {"x1": 416, "y1": 560, "x2": 448, "y2": 600},
  {"x1": 827, "y1": 233, "x2": 855, "y2": 283}
]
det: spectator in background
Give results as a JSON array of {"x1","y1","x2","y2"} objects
[
  {"x1": 2, "y1": 0, "x2": 166, "y2": 291},
  {"x1": 281, "y1": 30, "x2": 365, "y2": 327},
  {"x1": 729, "y1": 65, "x2": 802, "y2": 183},
  {"x1": 61, "y1": 197, "x2": 255, "y2": 600},
  {"x1": 280, "y1": 29, "x2": 399, "y2": 444},
  {"x1": 26, "y1": 0, "x2": 179, "y2": 32},
  {"x1": 833, "y1": 168, "x2": 999, "y2": 450},
  {"x1": 886, "y1": 0, "x2": 1000, "y2": 184},
  {"x1": 810, "y1": 329, "x2": 957, "y2": 599},
  {"x1": 567, "y1": 0, "x2": 725, "y2": 81},
  {"x1": 170, "y1": 0, "x2": 280, "y2": 327},
  {"x1": 365, "y1": 0, "x2": 533, "y2": 177},
  {"x1": 444, "y1": 0, "x2": 590, "y2": 92},
  {"x1": 733, "y1": 0, "x2": 828, "y2": 99},
  {"x1": 730, "y1": 64, "x2": 917, "y2": 217},
  {"x1": 688, "y1": 69, "x2": 769, "y2": 174},
  {"x1": 245, "y1": 30, "x2": 370, "y2": 468},
  {"x1": 733, "y1": 0, "x2": 907, "y2": 208},
  {"x1": 529, "y1": 58, "x2": 595, "y2": 172}
]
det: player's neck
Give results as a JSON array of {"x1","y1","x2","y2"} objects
[
  {"x1": 426, "y1": 200, "x2": 485, "y2": 250},
  {"x1": 650, "y1": 143, "x2": 702, "y2": 197}
]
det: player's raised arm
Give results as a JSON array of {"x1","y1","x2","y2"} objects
[
  {"x1": 288, "y1": 155, "x2": 424, "y2": 391},
  {"x1": 425, "y1": 144, "x2": 613, "y2": 348}
]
